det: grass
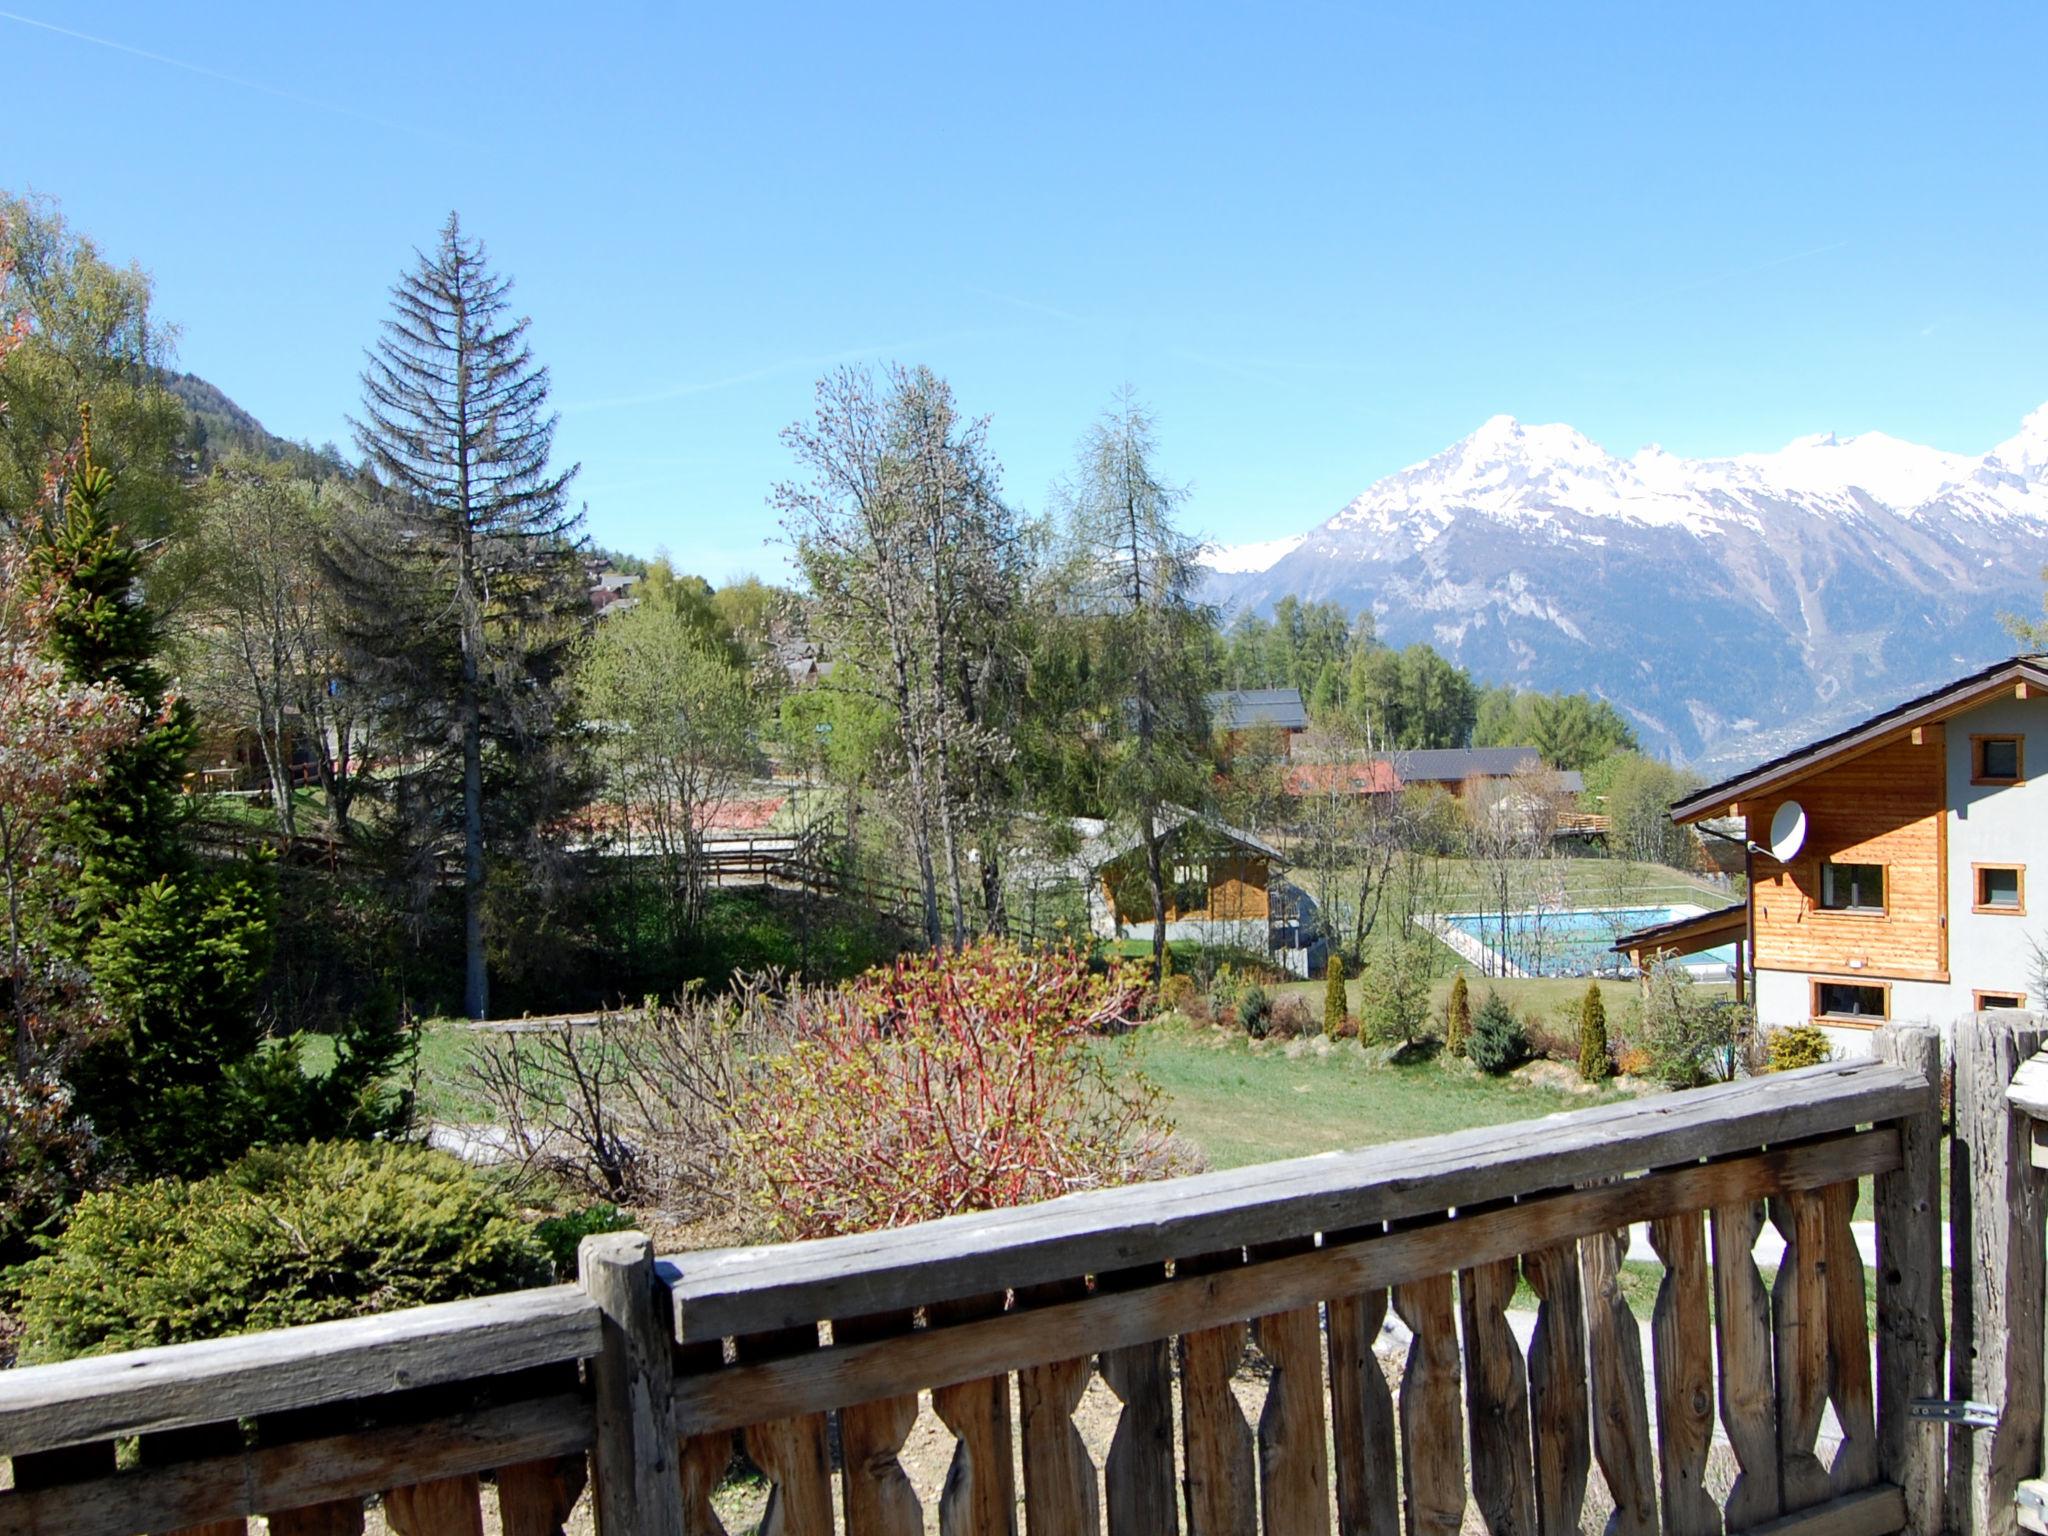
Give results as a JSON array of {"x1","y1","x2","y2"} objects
[{"x1": 1125, "y1": 1015, "x2": 1624, "y2": 1170}]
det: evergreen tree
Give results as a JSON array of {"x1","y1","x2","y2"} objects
[
  {"x1": 1324, "y1": 952, "x2": 1347, "y2": 1037},
  {"x1": 1445, "y1": 971, "x2": 1470, "y2": 1056},
  {"x1": 31, "y1": 416, "x2": 277, "y2": 1176},
  {"x1": 1577, "y1": 980, "x2": 1611, "y2": 1082},
  {"x1": 328, "y1": 215, "x2": 586, "y2": 1019}
]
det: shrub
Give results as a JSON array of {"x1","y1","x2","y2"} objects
[
  {"x1": 532, "y1": 1203, "x2": 635, "y2": 1280},
  {"x1": 1629, "y1": 958, "x2": 1744, "y2": 1089},
  {"x1": 1523, "y1": 1009, "x2": 1578, "y2": 1063},
  {"x1": 1332, "y1": 1013, "x2": 1361, "y2": 1040},
  {"x1": 731, "y1": 941, "x2": 1180, "y2": 1239},
  {"x1": 1445, "y1": 973, "x2": 1471, "y2": 1057},
  {"x1": 1467, "y1": 991, "x2": 1528, "y2": 1075},
  {"x1": 1267, "y1": 995, "x2": 1315, "y2": 1040},
  {"x1": 1359, "y1": 938, "x2": 1433, "y2": 1046},
  {"x1": 13, "y1": 1141, "x2": 552, "y2": 1362},
  {"x1": 1578, "y1": 982, "x2": 1612, "y2": 1081},
  {"x1": 1157, "y1": 973, "x2": 1197, "y2": 1015},
  {"x1": 1324, "y1": 954, "x2": 1347, "y2": 1037},
  {"x1": 1238, "y1": 983, "x2": 1273, "y2": 1038},
  {"x1": 1766, "y1": 1025, "x2": 1834, "y2": 1073}
]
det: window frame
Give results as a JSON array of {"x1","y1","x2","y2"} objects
[
  {"x1": 1972, "y1": 862, "x2": 2027, "y2": 916},
  {"x1": 1971, "y1": 733, "x2": 2026, "y2": 787},
  {"x1": 1816, "y1": 859, "x2": 1888, "y2": 915},
  {"x1": 1809, "y1": 977, "x2": 1892, "y2": 1025},
  {"x1": 1974, "y1": 990, "x2": 2029, "y2": 1011}
]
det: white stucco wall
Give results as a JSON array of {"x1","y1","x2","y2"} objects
[
  {"x1": 1755, "y1": 966, "x2": 1956, "y2": 1055},
  {"x1": 1944, "y1": 694, "x2": 2047, "y2": 1008}
]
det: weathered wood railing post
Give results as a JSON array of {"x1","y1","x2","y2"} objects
[
  {"x1": 1874, "y1": 1025, "x2": 1945, "y2": 1536},
  {"x1": 581, "y1": 1232, "x2": 685, "y2": 1536},
  {"x1": 1953, "y1": 1013, "x2": 2048, "y2": 1536}
]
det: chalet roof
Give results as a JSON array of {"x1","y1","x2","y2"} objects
[
  {"x1": 1397, "y1": 746, "x2": 1543, "y2": 783},
  {"x1": 1669, "y1": 654, "x2": 2048, "y2": 824},
  {"x1": 1206, "y1": 688, "x2": 1309, "y2": 732},
  {"x1": 1072, "y1": 806, "x2": 1283, "y2": 871},
  {"x1": 1284, "y1": 759, "x2": 1402, "y2": 797},
  {"x1": 1609, "y1": 902, "x2": 1748, "y2": 960}
]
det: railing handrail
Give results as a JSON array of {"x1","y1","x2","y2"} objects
[
  {"x1": 663, "y1": 1055, "x2": 1928, "y2": 1342},
  {"x1": 0, "y1": 1283, "x2": 598, "y2": 1458}
]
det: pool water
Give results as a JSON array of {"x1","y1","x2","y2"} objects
[{"x1": 1442, "y1": 905, "x2": 1735, "y2": 979}]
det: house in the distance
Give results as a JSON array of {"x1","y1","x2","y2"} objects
[
  {"x1": 1619, "y1": 654, "x2": 2048, "y2": 1051},
  {"x1": 1075, "y1": 807, "x2": 1323, "y2": 975},
  {"x1": 1206, "y1": 688, "x2": 1310, "y2": 756},
  {"x1": 1395, "y1": 746, "x2": 1586, "y2": 798}
]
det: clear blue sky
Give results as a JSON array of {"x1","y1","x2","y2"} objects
[{"x1": 8, "y1": 3, "x2": 2046, "y2": 578}]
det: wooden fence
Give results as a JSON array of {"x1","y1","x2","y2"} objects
[{"x1": 0, "y1": 1034, "x2": 1959, "y2": 1536}]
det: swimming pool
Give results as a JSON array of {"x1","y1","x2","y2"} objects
[{"x1": 1440, "y1": 904, "x2": 1735, "y2": 979}]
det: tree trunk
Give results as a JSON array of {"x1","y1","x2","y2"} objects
[
  {"x1": 461, "y1": 663, "x2": 488, "y2": 1020},
  {"x1": 1143, "y1": 805, "x2": 1168, "y2": 981}
]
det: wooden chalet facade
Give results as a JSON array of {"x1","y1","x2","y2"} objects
[{"x1": 1638, "y1": 655, "x2": 2048, "y2": 1048}]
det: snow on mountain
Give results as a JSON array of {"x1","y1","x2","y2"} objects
[{"x1": 1204, "y1": 404, "x2": 2048, "y2": 767}]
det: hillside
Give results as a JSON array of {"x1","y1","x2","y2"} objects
[
  {"x1": 1204, "y1": 407, "x2": 2048, "y2": 767},
  {"x1": 162, "y1": 370, "x2": 352, "y2": 481}
]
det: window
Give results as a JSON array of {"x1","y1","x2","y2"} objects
[
  {"x1": 1813, "y1": 981, "x2": 1890, "y2": 1021},
  {"x1": 1818, "y1": 862, "x2": 1886, "y2": 913},
  {"x1": 1973, "y1": 734, "x2": 2025, "y2": 785},
  {"x1": 1974, "y1": 864, "x2": 2026, "y2": 915},
  {"x1": 1975, "y1": 991, "x2": 2028, "y2": 1011}
]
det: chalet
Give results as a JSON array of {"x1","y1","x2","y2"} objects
[
  {"x1": 1396, "y1": 746, "x2": 1586, "y2": 797},
  {"x1": 1075, "y1": 807, "x2": 1323, "y2": 975},
  {"x1": 1615, "y1": 655, "x2": 2048, "y2": 1050},
  {"x1": 1206, "y1": 688, "x2": 1309, "y2": 755}
]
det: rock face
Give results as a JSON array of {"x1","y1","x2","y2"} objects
[{"x1": 1204, "y1": 407, "x2": 2048, "y2": 767}]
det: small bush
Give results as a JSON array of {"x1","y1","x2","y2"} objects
[
  {"x1": 1267, "y1": 996, "x2": 1315, "y2": 1040},
  {"x1": 1524, "y1": 1010, "x2": 1578, "y2": 1063},
  {"x1": 1359, "y1": 938, "x2": 1433, "y2": 1046},
  {"x1": 1332, "y1": 1013, "x2": 1361, "y2": 1040},
  {"x1": 13, "y1": 1141, "x2": 553, "y2": 1362},
  {"x1": 1628, "y1": 958, "x2": 1744, "y2": 1089},
  {"x1": 1445, "y1": 973, "x2": 1471, "y2": 1057},
  {"x1": 1157, "y1": 973, "x2": 1197, "y2": 1015},
  {"x1": 731, "y1": 941, "x2": 1182, "y2": 1239},
  {"x1": 1180, "y1": 990, "x2": 1214, "y2": 1025},
  {"x1": 1324, "y1": 954, "x2": 1347, "y2": 1037},
  {"x1": 1766, "y1": 1025, "x2": 1833, "y2": 1073},
  {"x1": 532, "y1": 1203, "x2": 635, "y2": 1280},
  {"x1": 1466, "y1": 991, "x2": 1528, "y2": 1076},
  {"x1": 1578, "y1": 983, "x2": 1612, "y2": 1082},
  {"x1": 1238, "y1": 984, "x2": 1273, "y2": 1038}
]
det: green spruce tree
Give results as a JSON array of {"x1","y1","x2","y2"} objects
[
  {"x1": 32, "y1": 414, "x2": 275, "y2": 1176},
  {"x1": 1325, "y1": 952, "x2": 1347, "y2": 1037}
]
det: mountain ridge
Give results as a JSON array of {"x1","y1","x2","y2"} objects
[{"x1": 1204, "y1": 406, "x2": 2048, "y2": 768}]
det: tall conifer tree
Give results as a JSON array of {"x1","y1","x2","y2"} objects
[{"x1": 328, "y1": 216, "x2": 584, "y2": 1019}]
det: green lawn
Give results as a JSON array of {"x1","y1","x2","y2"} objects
[{"x1": 1125, "y1": 1016, "x2": 1626, "y2": 1170}]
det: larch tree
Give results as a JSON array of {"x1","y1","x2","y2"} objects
[
  {"x1": 327, "y1": 215, "x2": 585, "y2": 1020},
  {"x1": 1058, "y1": 393, "x2": 1214, "y2": 980},
  {"x1": 776, "y1": 364, "x2": 1024, "y2": 947}
]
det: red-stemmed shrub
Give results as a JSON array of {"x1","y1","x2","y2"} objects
[{"x1": 731, "y1": 941, "x2": 1183, "y2": 1239}]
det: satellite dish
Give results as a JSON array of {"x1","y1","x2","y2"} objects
[{"x1": 1767, "y1": 801, "x2": 1808, "y2": 862}]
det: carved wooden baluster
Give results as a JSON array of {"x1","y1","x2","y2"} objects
[
  {"x1": 1710, "y1": 1197, "x2": 1781, "y2": 1530},
  {"x1": 142, "y1": 1423, "x2": 251, "y2": 1536},
  {"x1": 930, "y1": 1292, "x2": 1019, "y2": 1536},
  {"x1": 1099, "y1": 1262, "x2": 1179, "y2": 1536},
  {"x1": 1770, "y1": 1191, "x2": 1833, "y2": 1514},
  {"x1": 495, "y1": 1457, "x2": 588, "y2": 1536},
  {"x1": 1458, "y1": 1257, "x2": 1535, "y2": 1536},
  {"x1": 1580, "y1": 1225, "x2": 1657, "y2": 1536},
  {"x1": 671, "y1": 1338, "x2": 734, "y2": 1536},
  {"x1": 1253, "y1": 1301, "x2": 1331, "y2": 1536},
  {"x1": 1017, "y1": 1280, "x2": 1101, "y2": 1536},
  {"x1": 1392, "y1": 1273, "x2": 1466, "y2": 1536},
  {"x1": 1522, "y1": 1242, "x2": 1589, "y2": 1536},
  {"x1": 258, "y1": 1406, "x2": 368, "y2": 1536},
  {"x1": 1820, "y1": 1180, "x2": 1879, "y2": 1494},
  {"x1": 1326, "y1": 1286, "x2": 1399, "y2": 1536},
  {"x1": 1178, "y1": 1249, "x2": 1257, "y2": 1536},
  {"x1": 834, "y1": 1311, "x2": 923, "y2": 1536},
  {"x1": 737, "y1": 1324, "x2": 834, "y2": 1536},
  {"x1": 1647, "y1": 1212, "x2": 1719, "y2": 1536},
  {"x1": 384, "y1": 1474, "x2": 486, "y2": 1536}
]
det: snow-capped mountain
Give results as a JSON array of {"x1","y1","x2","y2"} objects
[{"x1": 1204, "y1": 405, "x2": 2048, "y2": 766}]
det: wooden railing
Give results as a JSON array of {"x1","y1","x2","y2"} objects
[{"x1": 0, "y1": 1034, "x2": 1946, "y2": 1536}]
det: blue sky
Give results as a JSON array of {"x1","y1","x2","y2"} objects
[{"x1": 8, "y1": 3, "x2": 2046, "y2": 579}]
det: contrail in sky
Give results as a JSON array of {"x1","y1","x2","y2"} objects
[{"x1": 0, "y1": 8, "x2": 412, "y2": 134}]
